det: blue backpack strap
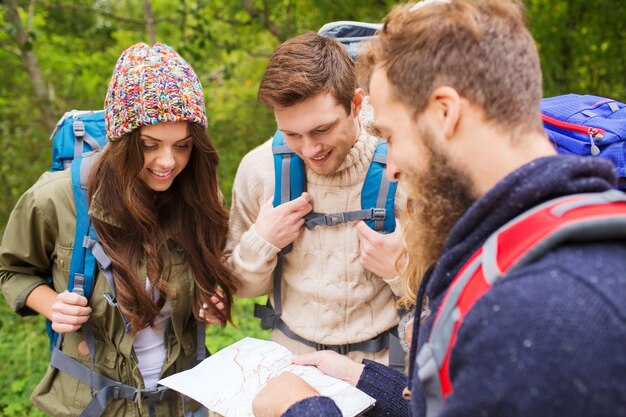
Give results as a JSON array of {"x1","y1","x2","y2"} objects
[
  {"x1": 272, "y1": 130, "x2": 305, "y2": 207},
  {"x1": 362, "y1": 142, "x2": 397, "y2": 233},
  {"x1": 68, "y1": 154, "x2": 98, "y2": 299},
  {"x1": 256, "y1": 131, "x2": 302, "y2": 329}
]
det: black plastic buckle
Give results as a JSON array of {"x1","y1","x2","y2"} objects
[
  {"x1": 315, "y1": 343, "x2": 350, "y2": 355},
  {"x1": 138, "y1": 388, "x2": 168, "y2": 402},
  {"x1": 371, "y1": 208, "x2": 386, "y2": 220},
  {"x1": 324, "y1": 213, "x2": 346, "y2": 226},
  {"x1": 111, "y1": 385, "x2": 122, "y2": 400},
  {"x1": 254, "y1": 303, "x2": 277, "y2": 330}
]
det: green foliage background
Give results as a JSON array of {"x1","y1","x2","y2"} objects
[{"x1": 0, "y1": 0, "x2": 624, "y2": 415}]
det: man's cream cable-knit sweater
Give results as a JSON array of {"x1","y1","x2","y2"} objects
[{"x1": 225, "y1": 123, "x2": 402, "y2": 347}]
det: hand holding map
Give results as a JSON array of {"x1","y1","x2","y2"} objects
[{"x1": 158, "y1": 337, "x2": 375, "y2": 417}]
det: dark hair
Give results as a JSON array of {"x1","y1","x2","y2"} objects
[
  {"x1": 258, "y1": 32, "x2": 357, "y2": 114},
  {"x1": 88, "y1": 123, "x2": 237, "y2": 332}
]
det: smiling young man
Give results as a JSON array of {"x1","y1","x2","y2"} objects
[
  {"x1": 225, "y1": 32, "x2": 405, "y2": 365},
  {"x1": 251, "y1": 1, "x2": 626, "y2": 417}
]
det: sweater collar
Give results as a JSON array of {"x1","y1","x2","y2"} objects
[{"x1": 426, "y1": 155, "x2": 618, "y2": 299}]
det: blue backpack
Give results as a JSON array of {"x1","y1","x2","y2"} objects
[
  {"x1": 541, "y1": 94, "x2": 626, "y2": 189},
  {"x1": 46, "y1": 110, "x2": 206, "y2": 416},
  {"x1": 49, "y1": 110, "x2": 108, "y2": 172},
  {"x1": 47, "y1": 110, "x2": 109, "y2": 348}
]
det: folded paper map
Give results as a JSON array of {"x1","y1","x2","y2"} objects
[{"x1": 158, "y1": 337, "x2": 375, "y2": 417}]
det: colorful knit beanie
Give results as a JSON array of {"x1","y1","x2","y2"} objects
[{"x1": 104, "y1": 43, "x2": 207, "y2": 141}]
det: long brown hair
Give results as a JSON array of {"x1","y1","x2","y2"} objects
[{"x1": 88, "y1": 122, "x2": 237, "y2": 332}]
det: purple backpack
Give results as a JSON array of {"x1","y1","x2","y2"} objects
[{"x1": 541, "y1": 94, "x2": 626, "y2": 189}]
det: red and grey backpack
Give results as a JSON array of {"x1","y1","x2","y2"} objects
[{"x1": 417, "y1": 190, "x2": 626, "y2": 417}]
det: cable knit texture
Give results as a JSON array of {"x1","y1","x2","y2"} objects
[
  {"x1": 284, "y1": 155, "x2": 626, "y2": 417},
  {"x1": 225, "y1": 107, "x2": 402, "y2": 350}
]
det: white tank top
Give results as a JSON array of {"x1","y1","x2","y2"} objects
[{"x1": 133, "y1": 279, "x2": 172, "y2": 390}]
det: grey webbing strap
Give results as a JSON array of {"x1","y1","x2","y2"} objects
[
  {"x1": 482, "y1": 190, "x2": 626, "y2": 285},
  {"x1": 550, "y1": 189, "x2": 626, "y2": 215},
  {"x1": 83, "y1": 236, "x2": 131, "y2": 333},
  {"x1": 69, "y1": 268, "x2": 98, "y2": 394},
  {"x1": 80, "y1": 152, "x2": 100, "y2": 187},
  {"x1": 608, "y1": 102, "x2": 620, "y2": 112},
  {"x1": 417, "y1": 343, "x2": 444, "y2": 417},
  {"x1": 253, "y1": 252, "x2": 285, "y2": 329},
  {"x1": 388, "y1": 331, "x2": 406, "y2": 373},
  {"x1": 272, "y1": 253, "x2": 284, "y2": 319},
  {"x1": 83, "y1": 134, "x2": 102, "y2": 153},
  {"x1": 274, "y1": 317, "x2": 393, "y2": 354},
  {"x1": 582, "y1": 110, "x2": 597, "y2": 117},
  {"x1": 304, "y1": 208, "x2": 386, "y2": 230},
  {"x1": 50, "y1": 348, "x2": 120, "y2": 390},
  {"x1": 375, "y1": 172, "x2": 391, "y2": 232},
  {"x1": 372, "y1": 153, "x2": 387, "y2": 164},
  {"x1": 196, "y1": 322, "x2": 207, "y2": 362},
  {"x1": 371, "y1": 151, "x2": 390, "y2": 231},
  {"x1": 79, "y1": 384, "x2": 170, "y2": 417},
  {"x1": 272, "y1": 144, "x2": 293, "y2": 154},
  {"x1": 281, "y1": 154, "x2": 291, "y2": 204},
  {"x1": 74, "y1": 120, "x2": 86, "y2": 158},
  {"x1": 253, "y1": 251, "x2": 285, "y2": 330},
  {"x1": 484, "y1": 216, "x2": 626, "y2": 285},
  {"x1": 424, "y1": 258, "x2": 481, "y2": 367}
]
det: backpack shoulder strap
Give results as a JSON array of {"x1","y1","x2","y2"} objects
[
  {"x1": 417, "y1": 190, "x2": 626, "y2": 417},
  {"x1": 272, "y1": 130, "x2": 305, "y2": 208},
  {"x1": 303, "y1": 141, "x2": 398, "y2": 232},
  {"x1": 361, "y1": 142, "x2": 397, "y2": 233},
  {"x1": 68, "y1": 152, "x2": 99, "y2": 299}
]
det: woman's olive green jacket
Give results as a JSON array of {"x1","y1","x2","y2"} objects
[{"x1": 0, "y1": 169, "x2": 203, "y2": 417}]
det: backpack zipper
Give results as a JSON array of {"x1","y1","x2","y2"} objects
[{"x1": 541, "y1": 113, "x2": 605, "y2": 156}]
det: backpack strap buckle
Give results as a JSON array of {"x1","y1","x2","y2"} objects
[
  {"x1": 370, "y1": 208, "x2": 386, "y2": 220},
  {"x1": 315, "y1": 342, "x2": 350, "y2": 355},
  {"x1": 103, "y1": 292, "x2": 131, "y2": 333},
  {"x1": 73, "y1": 120, "x2": 86, "y2": 139},
  {"x1": 324, "y1": 212, "x2": 346, "y2": 226}
]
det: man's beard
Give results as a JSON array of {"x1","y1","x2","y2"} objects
[{"x1": 401, "y1": 125, "x2": 477, "y2": 277}]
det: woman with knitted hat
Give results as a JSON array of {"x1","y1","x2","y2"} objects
[{"x1": 0, "y1": 43, "x2": 237, "y2": 416}]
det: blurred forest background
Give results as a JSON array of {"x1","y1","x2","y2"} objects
[{"x1": 0, "y1": 0, "x2": 624, "y2": 415}]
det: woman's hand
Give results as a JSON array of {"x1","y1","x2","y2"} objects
[
  {"x1": 50, "y1": 291, "x2": 91, "y2": 333},
  {"x1": 199, "y1": 293, "x2": 225, "y2": 325}
]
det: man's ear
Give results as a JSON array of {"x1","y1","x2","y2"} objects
[
  {"x1": 352, "y1": 88, "x2": 366, "y2": 117},
  {"x1": 428, "y1": 86, "x2": 461, "y2": 141}
]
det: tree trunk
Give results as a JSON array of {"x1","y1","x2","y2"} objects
[
  {"x1": 4, "y1": 0, "x2": 56, "y2": 129},
  {"x1": 143, "y1": 0, "x2": 156, "y2": 45}
]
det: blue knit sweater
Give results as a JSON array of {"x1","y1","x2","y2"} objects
[{"x1": 283, "y1": 155, "x2": 626, "y2": 417}]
